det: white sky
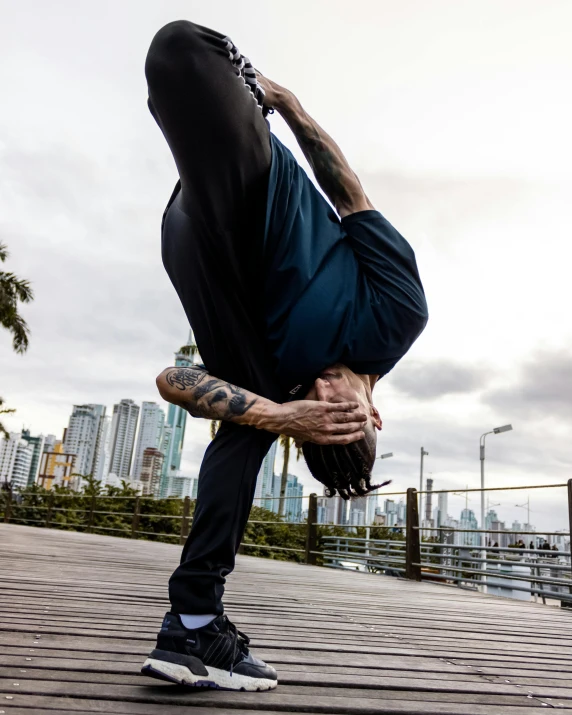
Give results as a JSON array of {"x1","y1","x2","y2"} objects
[{"x1": 1, "y1": 0, "x2": 571, "y2": 531}]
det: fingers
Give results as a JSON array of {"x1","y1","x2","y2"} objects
[
  {"x1": 323, "y1": 401, "x2": 360, "y2": 412},
  {"x1": 315, "y1": 431, "x2": 365, "y2": 446},
  {"x1": 331, "y1": 410, "x2": 368, "y2": 424},
  {"x1": 329, "y1": 421, "x2": 366, "y2": 435}
]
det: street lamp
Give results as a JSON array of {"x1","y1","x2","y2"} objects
[
  {"x1": 376, "y1": 452, "x2": 394, "y2": 460},
  {"x1": 479, "y1": 424, "x2": 513, "y2": 586}
]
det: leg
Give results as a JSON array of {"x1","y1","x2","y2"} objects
[
  {"x1": 169, "y1": 423, "x2": 276, "y2": 615},
  {"x1": 145, "y1": 22, "x2": 280, "y2": 615},
  {"x1": 145, "y1": 20, "x2": 271, "y2": 225}
]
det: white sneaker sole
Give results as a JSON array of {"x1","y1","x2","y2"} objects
[{"x1": 142, "y1": 657, "x2": 278, "y2": 692}]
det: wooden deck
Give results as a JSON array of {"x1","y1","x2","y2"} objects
[{"x1": 1, "y1": 525, "x2": 572, "y2": 714}]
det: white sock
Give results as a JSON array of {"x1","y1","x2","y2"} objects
[{"x1": 179, "y1": 614, "x2": 217, "y2": 630}]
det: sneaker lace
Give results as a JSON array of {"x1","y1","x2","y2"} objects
[{"x1": 222, "y1": 616, "x2": 250, "y2": 675}]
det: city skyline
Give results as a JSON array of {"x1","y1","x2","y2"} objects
[{"x1": 1, "y1": 1, "x2": 571, "y2": 532}]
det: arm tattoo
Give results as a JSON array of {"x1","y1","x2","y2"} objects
[
  {"x1": 166, "y1": 367, "x2": 207, "y2": 391},
  {"x1": 296, "y1": 125, "x2": 353, "y2": 210},
  {"x1": 164, "y1": 368, "x2": 258, "y2": 422}
]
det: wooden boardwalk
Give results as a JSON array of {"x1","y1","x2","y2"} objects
[{"x1": 1, "y1": 525, "x2": 572, "y2": 714}]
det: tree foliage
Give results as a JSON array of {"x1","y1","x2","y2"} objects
[{"x1": 0, "y1": 242, "x2": 34, "y2": 354}]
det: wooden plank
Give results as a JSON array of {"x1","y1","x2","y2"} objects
[
  {"x1": 2, "y1": 693, "x2": 572, "y2": 714},
  {"x1": 2, "y1": 523, "x2": 572, "y2": 715}
]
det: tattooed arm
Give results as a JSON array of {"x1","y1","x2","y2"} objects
[
  {"x1": 156, "y1": 366, "x2": 368, "y2": 445},
  {"x1": 157, "y1": 366, "x2": 260, "y2": 422},
  {"x1": 257, "y1": 75, "x2": 374, "y2": 218}
]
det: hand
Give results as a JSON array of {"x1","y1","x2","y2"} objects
[
  {"x1": 255, "y1": 72, "x2": 292, "y2": 112},
  {"x1": 262, "y1": 401, "x2": 368, "y2": 446}
]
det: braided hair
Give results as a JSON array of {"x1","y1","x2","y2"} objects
[{"x1": 302, "y1": 425, "x2": 391, "y2": 500}]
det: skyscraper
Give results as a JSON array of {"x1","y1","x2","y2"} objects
[
  {"x1": 424, "y1": 477, "x2": 434, "y2": 524},
  {"x1": 20, "y1": 429, "x2": 45, "y2": 486},
  {"x1": 139, "y1": 447, "x2": 164, "y2": 496},
  {"x1": 283, "y1": 473, "x2": 304, "y2": 522},
  {"x1": 63, "y1": 404, "x2": 106, "y2": 477},
  {"x1": 132, "y1": 402, "x2": 165, "y2": 481},
  {"x1": 436, "y1": 491, "x2": 448, "y2": 528},
  {"x1": 92, "y1": 415, "x2": 112, "y2": 482},
  {"x1": 108, "y1": 399, "x2": 140, "y2": 480},
  {"x1": 253, "y1": 441, "x2": 278, "y2": 509},
  {"x1": 349, "y1": 496, "x2": 368, "y2": 526},
  {"x1": 0, "y1": 433, "x2": 34, "y2": 488},
  {"x1": 459, "y1": 508, "x2": 480, "y2": 547},
  {"x1": 159, "y1": 331, "x2": 197, "y2": 495}
]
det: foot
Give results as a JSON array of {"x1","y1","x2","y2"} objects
[{"x1": 141, "y1": 612, "x2": 277, "y2": 691}]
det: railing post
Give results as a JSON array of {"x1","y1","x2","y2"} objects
[
  {"x1": 131, "y1": 496, "x2": 141, "y2": 539},
  {"x1": 3, "y1": 485, "x2": 13, "y2": 523},
  {"x1": 405, "y1": 487, "x2": 422, "y2": 581},
  {"x1": 566, "y1": 479, "x2": 572, "y2": 606},
  {"x1": 179, "y1": 496, "x2": 191, "y2": 545},
  {"x1": 45, "y1": 492, "x2": 55, "y2": 528},
  {"x1": 305, "y1": 493, "x2": 318, "y2": 565},
  {"x1": 86, "y1": 494, "x2": 97, "y2": 533}
]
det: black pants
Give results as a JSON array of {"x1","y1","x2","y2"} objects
[{"x1": 146, "y1": 21, "x2": 281, "y2": 614}]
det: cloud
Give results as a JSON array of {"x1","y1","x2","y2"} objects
[
  {"x1": 484, "y1": 349, "x2": 572, "y2": 420},
  {"x1": 388, "y1": 360, "x2": 491, "y2": 400}
]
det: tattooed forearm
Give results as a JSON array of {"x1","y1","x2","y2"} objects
[
  {"x1": 277, "y1": 94, "x2": 373, "y2": 217},
  {"x1": 296, "y1": 126, "x2": 353, "y2": 209},
  {"x1": 161, "y1": 368, "x2": 258, "y2": 422}
]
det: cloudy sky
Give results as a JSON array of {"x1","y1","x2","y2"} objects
[{"x1": 1, "y1": 0, "x2": 571, "y2": 531}]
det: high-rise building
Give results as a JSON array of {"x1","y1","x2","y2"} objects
[
  {"x1": 92, "y1": 415, "x2": 112, "y2": 482},
  {"x1": 436, "y1": 492, "x2": 448, "y2": 528},
  {"x1": 425, "y1": 478, "x2": 434, "y2": 524},
  {"x1": 108, "y1": 399, "x2": 140, "y2": 480},
  {"x1": 0, "y1": 433, "x2": 34, "y2": 489},
  {"x1": 161, "y1": 473, "x2": 199, "y2": 500},
  {"x1": 253, "y1": 441, "x2": 278, "y2": 509},
  {"x1": 140, "y1": 447, "x2": 164, "y2": 496},
  {"x1": 283, "y1": 473, "x2": 304, "y2": 522},
  {"x1": 321, "y1": 491, "x2": 348, "y2": 525},
  {"x1": 63, "y1": 404, "x2": 106, "y2": 477},
  {"x1": 43, "y1": 434, "x2": 58, "y2": 453},
  {"x1": 38, "y1": 441, "x2": 77, "y2": 489},
  {"x1": 348, "y1": 496, "x2": 368, "y2": 526},
  {"x1": 159, "y1": 332, "x2": 197, "y2": 495},
  {"x1": 458, "y1": 508, "x2": 480, "y2": 547},
  {"x1": 132, "y1": 403, "x2": 165, "y2": 481},
  {"x1": 20, "y1": 430, "x2": 45, "y2": 486}
]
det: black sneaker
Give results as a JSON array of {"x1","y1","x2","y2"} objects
[{"x1": 141, "y1": 612, "x2": 277, "y2": 691}]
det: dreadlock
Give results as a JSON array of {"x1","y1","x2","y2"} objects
[{"x1": 302, "y1": 425, "x2": 391, "y2": 500}]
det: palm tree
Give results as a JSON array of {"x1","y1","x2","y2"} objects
[
  {"x1": 0, "y1": 242, "x2": 34, "y2": 354},
  {"x1": 278, "y1": 435, "x2": 302, "y2": 518},
  {"x1": 0, "y1": 397, "x2": 15, "y2": 439}
]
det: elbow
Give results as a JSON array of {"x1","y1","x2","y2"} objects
[{"x1": 156, "y1": 370, "x2": 170, "y2": 401}]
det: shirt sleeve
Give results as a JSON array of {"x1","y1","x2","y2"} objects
[{"x1": 341, "y1": 209, "x2": 429, "y2": 340}]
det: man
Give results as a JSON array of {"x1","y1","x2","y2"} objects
[{"x1": 141, "y1": 20, "x2": 427, "y2": 692}]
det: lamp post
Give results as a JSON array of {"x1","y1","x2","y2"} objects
[{"x1": 479, "y1": 424, "x2": 513, "y2": 588}]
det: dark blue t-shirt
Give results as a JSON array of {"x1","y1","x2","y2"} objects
[{"x1": 263, "y1": 134, "x2": 428, "y2": 397}]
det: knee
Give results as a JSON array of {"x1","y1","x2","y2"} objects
[{"x1": 145, "y1": 20, "x2": 203, "y2": 84}]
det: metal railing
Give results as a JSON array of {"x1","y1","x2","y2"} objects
[
  {"x1": 0, "y1": 488, "x2": 319, "y2": 563},
  {"x1": 3, "y1": 480, "x2": 572, "y2": 606},
  {"x1": 321, "y1": 482, "x2": 572, "y2": 606}
]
